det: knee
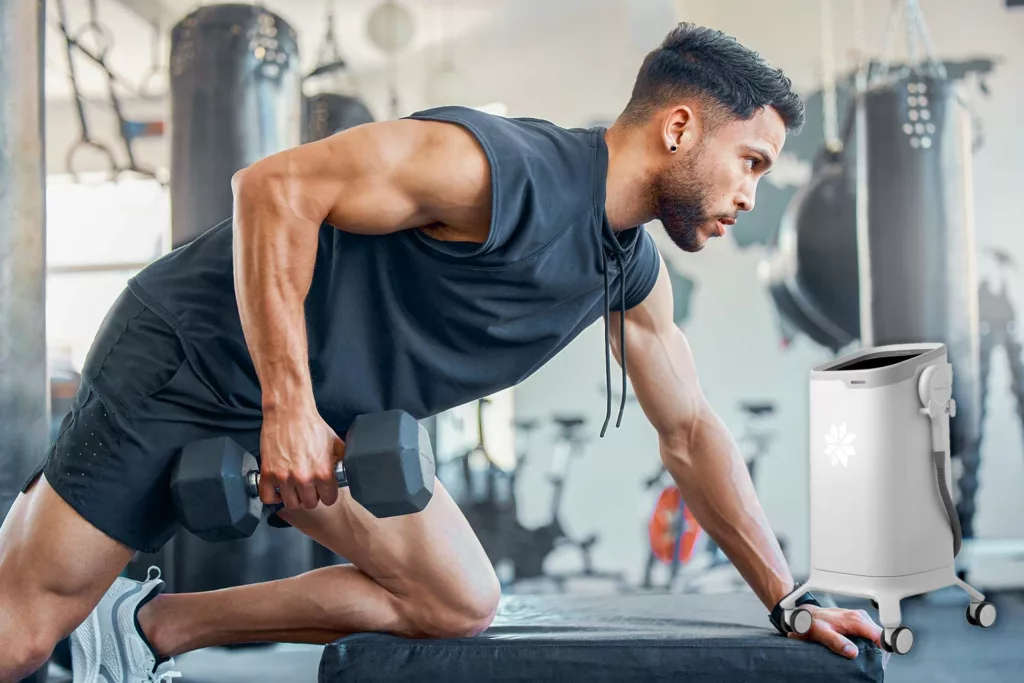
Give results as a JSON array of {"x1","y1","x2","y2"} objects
[
  {"x1": 416, "y1": 586, "x2": 500, "y2": 639},
  {"x1": 403, "y1": 569, "x2": 501, "y2": 639}
]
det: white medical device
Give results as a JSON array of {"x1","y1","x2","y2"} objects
[{"x1": 779, "y1": 343, "x2": 996, "y2": 655}]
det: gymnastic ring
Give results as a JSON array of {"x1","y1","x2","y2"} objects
[
  {"x1": 74, "y1": 22, "x2": 114, "y2": 62},
  {"x1": 138, "y1": 65, "x2": 167, "y2": 100},
  {"x1": 66, "y1": 140, "x2": 118, "y2": 185}
]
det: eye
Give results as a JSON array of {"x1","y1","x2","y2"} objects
[{"x1": 745, "y1": 157, "x2": 758, "y2": 171}]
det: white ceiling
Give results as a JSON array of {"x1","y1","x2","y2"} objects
[{"x1": 43, "y1": 0, "x2": 548, "y2": 101}]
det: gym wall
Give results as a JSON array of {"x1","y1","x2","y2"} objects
[
  {"x1": 30, "y1": 0, "x2": 1024, "y2": 589},
  {"x1": 502, "y1": 0, "x2": 1024, "y2": 584},
  {"x1": 252, "y1": 0, "x2": 1024, "y2": 588}
]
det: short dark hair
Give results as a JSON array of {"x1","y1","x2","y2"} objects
[{"x1": 621, "y1": 23, "x2": 804, "y2": 133}]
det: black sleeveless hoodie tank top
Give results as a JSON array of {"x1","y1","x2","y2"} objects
[{"x1": 128, "y1": 106, "x2": 661, "y2": 436}]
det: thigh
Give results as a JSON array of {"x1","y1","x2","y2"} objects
[
  {"x1": 31, "y1": 292, "x2": 259, "y2": 554},
  {"x1": 0, "y1": 475, "x2": 134, "y2": 640},
  {"x1": 35, "y1": 382, "x2": 187, "y2": 554},
  {"x1": 280, "y1": 480, "x2": 497, "y2": 609}
]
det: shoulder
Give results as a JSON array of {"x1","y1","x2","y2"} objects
[
  {"x1": 407, "y1": 107, "x2": 597, "y2": 201},
  {"x1": 618, "y1": 227, "x2": 664, "y2": 311},
  {"x1": 407, "y1": 106, "x2": 584, "y2": 147},
  {"x1": 406, "y1": 107, "x2": 603, "y2": 259}
]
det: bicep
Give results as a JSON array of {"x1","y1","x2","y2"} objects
[
  {"x1": 236, "y1": 118, "x2": 492, "y2": 235},
  {"x1": 610, "y1": 260, "x2": 709, "y2": 436}
]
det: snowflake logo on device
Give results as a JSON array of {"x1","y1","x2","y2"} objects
[{"x1": 824, "y1": 423, "x2": 856, "y2": 468}]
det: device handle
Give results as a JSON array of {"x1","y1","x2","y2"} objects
[{"x1": 918, "y1": 363, "x2": 962, "y2": 557}]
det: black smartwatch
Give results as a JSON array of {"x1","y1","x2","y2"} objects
[{"x1": 769, "y1": 590, "x2": 820, "y2": 635}]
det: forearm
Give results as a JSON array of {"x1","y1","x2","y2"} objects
[
  {"x1": 660, "y1": 409, "x2": 793, "y2": 609},
  {"x1": 231, "y1": 169, "x2": 321, "y2": 411}
]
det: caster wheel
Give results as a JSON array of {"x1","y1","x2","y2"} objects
[
  {"x1": 881, "y1": 626, "x2": 914, "y2": 655},
  {"x1": 870, "y1": 599, "x2": 879, "y2": 610},
  {"x1": 786, "y1": 606, "x2": 813, "y2": 635},
  {"x1": 967, "y1": 601, "x2": 997, "y2": 628}
]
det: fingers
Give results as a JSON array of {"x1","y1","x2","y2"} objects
[
  {"x1": 320, "y1": 429, "x2": 346, "y2": 507},
  {"x1": 259, "y1": 418, "x2": 346, "y2": 511},
  {"x1": 316, "y1": 454, "x2": 341, "y2": 507},
  {"x1": 330, "y1": 427, "x2": 347, "y2": 462},
  {"x1": 316, "y1": 480, "x2": 340, "y2": 507},
  {"x1": 788, "y1": 608, "x2": 883, "y2": 658},
  {"x1": 306, "y1": 438, "x2": 343, "y2": 508},
  {"x1": 265, "y1": 467, "x2": 340, "y2": 510},
  {"x1": 286, "y1": 472, "x2": 329, "y2": 510},
  {"x1": 843, "y1": 609, "x2": 883, "y2": 647},
  {"x1": 258, "y1": 474, "x2": 282, "y2": 506},
  {"x1": 258, "y1": 468, "x2": 309, "y2": 510},
  {"x1": 303, "y1": 465, "x2": 342, "y2": 509},
  {"x1": 793, "y1": 620, "x2": 860, "y2": 659},
  {"x1": 296, "y1": 480, "x2": 321, "y2": 510},
  {"x1": 278, "y1": 479, "x2": 304, "y2": 510},
  {"x1": 819, "y1": 608, "x2": 882, "y2": 648}
]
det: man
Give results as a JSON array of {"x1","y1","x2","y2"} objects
[{"x1": 0, "y1": 23, "x2": 882, "y2": 682}]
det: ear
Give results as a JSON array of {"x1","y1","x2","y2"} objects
[{"x1": 662, "y1": 106, "x2": 698, "y2": 154}]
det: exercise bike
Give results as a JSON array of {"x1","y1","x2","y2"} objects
[
  {"x1": 440, "y1": 402, "x2": 625, "y2": 593},
  {"x1": 508, "y1": 415, "x2": 627, "y2": 593}
]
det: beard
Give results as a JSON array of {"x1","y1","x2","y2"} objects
[{"x1": 652, "y1": 151, "x2": 714, "y2": 253}]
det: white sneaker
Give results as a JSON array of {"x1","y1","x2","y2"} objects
[{"x1": 70, "y1": 566, "x2": 181, "y2": 683}]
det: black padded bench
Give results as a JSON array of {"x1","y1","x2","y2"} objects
[{"x1": 319, "y1": 592, "x2": 884, "y2": 682}]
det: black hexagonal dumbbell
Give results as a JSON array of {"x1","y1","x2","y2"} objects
[{"x1": 170, "y1": 409, "x2": 435, "y2": 542}]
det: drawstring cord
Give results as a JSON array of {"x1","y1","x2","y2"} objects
[
  {"x1": 617, "y1": 253, "x2": 626, "y2": 428},
  {"x1": 599, "y1": 251, "x2": 629, "y2": 437},
  {"x1": 601, "y1": 253, "x2": 612, "y2": 437}
]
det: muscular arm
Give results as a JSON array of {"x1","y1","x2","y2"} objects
[
  {"x1": 230, "y1": 119, "x2": 492, "y2": 412},
  {"x1": 610, "y1": 260, "x2": 793, "y2": 610}
]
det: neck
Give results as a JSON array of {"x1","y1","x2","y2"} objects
[{"x1": 603, "y1": 123, "x2": 657, "y2": 231}]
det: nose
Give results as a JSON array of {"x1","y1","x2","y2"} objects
[{"x1": 736, "y1": 190, "x2": 754, "y2": 213}]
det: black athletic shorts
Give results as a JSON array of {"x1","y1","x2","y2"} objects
[{"x1": 21, "y1": 288, "x2": 263, "y2": 553}]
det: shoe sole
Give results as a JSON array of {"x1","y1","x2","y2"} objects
[{"x1": 71, "y1": 606, "x2": 103, "y2": 683}]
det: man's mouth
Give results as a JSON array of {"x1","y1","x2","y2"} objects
[{"x1": 715, "y1": 217, "x2": 736, "y2": 236}]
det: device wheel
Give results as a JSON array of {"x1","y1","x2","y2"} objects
[
  {"x1": 881, "y1": 626, "x2": 914, "y2": 655},
  {"x1": 786, "y1": 606, "x2": 813, "y2": 635},
  {"x1": 869, "y1": 599, "x2": 879, "y2": 610},
  {"x1": 967, "y1": 601, "x2": 997, "y2": 628}
]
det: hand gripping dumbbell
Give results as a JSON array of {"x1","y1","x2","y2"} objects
[{"x1": 171, "y1": 409, "x2": 435, "y2": 542}]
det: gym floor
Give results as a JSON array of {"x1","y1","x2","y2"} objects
[
  {"x1": 42, "y1": 588, "x2": 1021, "y2": 682},
  {"x1": 862, "y1": 589, "x2": 1024, "y2": 683}
]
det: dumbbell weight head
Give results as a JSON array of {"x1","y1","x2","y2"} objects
[
  {"x1": 171, "y1": 436, "x2": 263, "y2": 542},
  {"x1": 345, "y1": 410, "x2": 435, "y2": 518}
]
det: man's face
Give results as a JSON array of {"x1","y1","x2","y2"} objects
[{"x1": 653, "y1": 106, "x2": 785, "y2": 252}]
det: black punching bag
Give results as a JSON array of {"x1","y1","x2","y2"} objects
[
  {"x1": 764, "y1": 73, "x2": 981, "y2": 518},
  {"x1": 762, "y1": 66, "x2": 988, "y2": 538},
  {"x1": 146, "y1": 3, "x2": 312, "y2": 595},
  {"x1": 857, "y1": 74, "x2": 981, "y2": 468},
  {"x1": 764, "y1": 134, "x2": 860, "y2": 352},
  {"x1": 303, "y1": 93, "x2": 374, "y2": 143},
  {"x1": 169, "y1": 3, "x2": 301, "y2": 246}
]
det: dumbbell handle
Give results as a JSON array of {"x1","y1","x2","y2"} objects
[{"x1": 245, "y1": 461, "x2": 348, "y2": 498}]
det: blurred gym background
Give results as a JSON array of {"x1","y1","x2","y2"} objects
[{"x1": 2, "y1": 0, "x2": 1023, "y2": 680}]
